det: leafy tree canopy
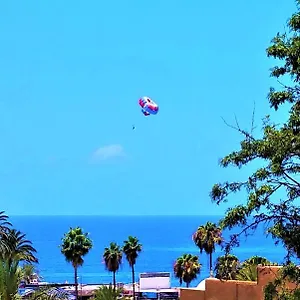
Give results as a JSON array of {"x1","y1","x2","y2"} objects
[
  {"x1": 210, "y1": 0, "x2": 300, "y2": 258},
  {"x1": 210, "y1": 0, "x2": 300, "y2": 297}
]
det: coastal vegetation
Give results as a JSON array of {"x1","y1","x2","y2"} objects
[
  {"x1": 0, "y1": 210, "x2": 288, "y2": 300},
  {"x1": 214, "y1": 255, "x2": 277, "y2": 282},
  {"x1": 103, "y1": 242, "x2": 123, "y2": 291},
  {"x1": 94, "y1": 285, "x2": 123, "y2": 300},
  {"x1": 101, "y1": 236, "x2": 143, "y2": 296},
  {"x1": 214, "y1": 254, "x2": 239, "y2": 280},
  {"x1": 192, "y1": 222, "x2": 223, "y2": 277},
  {"x1": 0, "y1": 212, "x2": 44, "y2": 300},
  {"x1": 0, "y1": 211, "x2": 290, "y2": 298},
  {"x1": 122, "y1": 236, "x2": 142, "y2": 298},
  {"x1": 173, "y1": 254, "x2": 201, "y2": 287},
  {"x1": 0, "y1": 216, "x2": 143, "y2": 300},
  {"x1": 60, "y1": 227, "x2": 93, "y2": 300}
]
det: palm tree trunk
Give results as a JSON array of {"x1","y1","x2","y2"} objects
[
  {"x1": 74, "y1": 266, "x2": 78, "y2": 300},
  {"x1": 132, "y1": 265, "x2": 135, "y2": 300},
  {"x1": 186, "y1": 282, "x2": 189, "y2": 288},
  {"x1": 113, "y1": 271, "x2": 116, "y2": 291},
  {"x1": 209, "y1": 253, "x2": 213, "y2": 277}
]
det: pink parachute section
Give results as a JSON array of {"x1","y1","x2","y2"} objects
[{"x1": 138, "y1": 97, "x2": 159, "y2": 116}]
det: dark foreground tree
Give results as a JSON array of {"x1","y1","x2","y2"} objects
[
  {"x1": 210, "y1": 0, "x2": 300, "y2": 298},
  {"x1": 60, "y1": 227, "x2": 93, "y2": 300}
]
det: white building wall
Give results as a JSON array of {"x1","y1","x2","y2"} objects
[{"x1": 139, "y1": 272, "x2": 171, "y2": 290}]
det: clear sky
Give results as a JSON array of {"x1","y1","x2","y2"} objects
[{"x1": 0, "y1": 0, "x2": 296, "y2": 216}]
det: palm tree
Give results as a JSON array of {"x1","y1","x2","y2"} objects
[
  {"x1": 192, "y1": 222, "x2": 223, "y2": 277},
  {"x1": 0, "y1": 258, "x2": 23, "y2": 300},
  {"x1": 0, "y1": 225, "x2": 38, "y2": 300},
  {"x1": 21, "y1": 263, "x2": 35, "y2": 284},
  {"x1": 236, "y1": 256, "x2": 277, "y2": 281},
  {"x1": 214, "y1": 254, "x2": 239, "y2": 280},
  {"x1": 173, "y1": 254, "x2": 201, "y2": 287},
  {"x1": 60, "y1": 227, "x2": 93, "y2": 300},
  {"x1": 0, "y1": 211, "x2": 12, "y2": 251},
  {"x1": 94, "y1": 285, "x2": 122, "y2": 300},
  {"x1": 0, "y1": 211, "x2": 11, "y2": 232},
  {"x1": 123, "y1": 236, "x2": 142, "y2": 298},
  {"x1": 21, "y1": 264, "x2": 42, "y2": 285},
  {"x1": 1, "y1": 229, "x2": 38, "y2": 267},
  {"x1": 103, "y1": 242, "x2": 122, "y2": 291}
]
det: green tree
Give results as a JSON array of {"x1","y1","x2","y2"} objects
[
  {"x1": 173, "y1": 254, "x2": 201, "y2": 287},
  {"x1": 103, "y1": 242, "x2": 122, "y2": 291},
  {"x1": 122, "y1": 236, "x2": 142, "y2": 298},
  {"x1": 192, "y1": 222, "x2": 223, "y2": 277},
  {"x1": 209, "y1": 0, "x2": 300, "y2": 297},
  {"x1": 236, "y1": 256, "x2": 276, "y2": 282},
  {"x1": 0, "y1": 212, "x2": 11, "y2": 234},
  {"x1": 1, "y1": 229, "x2": 38, "y2": 267},
  {"x1": 94, "y1": 285, "x2": 123, "y2": 300},
  {"x1": 21, "y1": 264, "x2": 42, "y2": 285},
  {"x1": 0, "y1": 213, "x2": 38, "y2": 300},
  {"x1": 0, "y1": 227, "x2": 39, "y2": 300},
  {"x1": 0, "y1": 259, "x2": 23, "y2": 300},
  {"x1": 0, "y1": 231, "x2": 38, "y2": 300},
  {"x1": 0, "y1": 212, "x2": 12, "y2": 251},
  {"x1": 214, "y1": 254, "x2": 239, "y2": 280},
  {"x1": 60, "y1": 227, "x2": 93, "y2": 300}
]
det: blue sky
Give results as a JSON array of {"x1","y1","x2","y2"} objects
[{"x1": 0, "y1": 0, "x2": 296, "y2": 215}]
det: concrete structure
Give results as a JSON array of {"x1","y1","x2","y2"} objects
[
  {"x1": 138, "y1": 272, "x2": 178, "y2": 299},
  {"x1": 179, "y1": 266, "x2": 295, "y2": 300},
  {"x1": 139, "y1": 272, "x2": 171, "y2": 290}
]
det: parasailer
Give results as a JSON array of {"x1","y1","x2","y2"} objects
[{"x1": 138, "y1": 97, "x2": 159, "y2": 116}]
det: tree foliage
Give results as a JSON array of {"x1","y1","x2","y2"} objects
[
  {"x1": 60, "y1": 227, "x2": 93, "y2": 300},
  {"x1": 103, "y1": 242, "x2": 123, "y2": 291},
  {"x1": 210, "y1": 1, "x2": 300, "y2": 259},
  {"x1": 192, "y1": 222, "x2": 223, "y2": 277},
  {"x1": 0, "y1": 212, "x2": 39, "y2": 300},
  {"x1": 122, "y1": 236, "x2": 142, "y2": 298},
  {"x1": 94, "y1": 285, "x2": 123, "y2": 300},
  {"x1": 173, "y1": 254, "x2": 201, "y2": 287},
  {"x1": 210, "y1": 0, "x2": 300, "y2": 298},
  {"x1": 1, "y1": 229, "x2": 38, "y2": 266},
  {"x1": 215, "y1": 254, "x2": 239, "y2": 280},
  {"x1": 215, "y1": 255, "x2": 276, "y2": 282}
]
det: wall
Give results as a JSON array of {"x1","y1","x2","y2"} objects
[
  {"x1": 140, "y1": 273, "x2": 171, "y2": 289},
  {"x1": 180, "y1": 266, "x2": 287, "y2": 300}
]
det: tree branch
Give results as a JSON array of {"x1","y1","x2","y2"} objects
[
  {"x1": 221, "y1": 116, "x2": 256, "y2": 141},
  {"x1": 284, "y1": 172, "x2": 300, "y2": 187}
]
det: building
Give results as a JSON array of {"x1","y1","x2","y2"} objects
[{"x1": 179, "y1": 265, "x2": 295, "y2": 300}]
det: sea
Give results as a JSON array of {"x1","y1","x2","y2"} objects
[{"x1": 10, "y1": 215, "x2": 288, "y2": 288}]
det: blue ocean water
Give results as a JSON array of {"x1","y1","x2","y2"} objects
[{"x1": 10, "y1": 215, "x2": 286, "y2": 287}]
